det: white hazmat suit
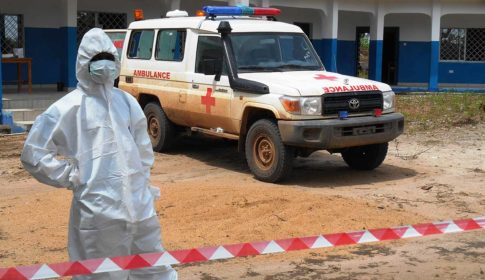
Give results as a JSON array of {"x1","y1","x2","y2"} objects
[{"x1": 21, "y1": 28, "x2": 177, "y2": 280}]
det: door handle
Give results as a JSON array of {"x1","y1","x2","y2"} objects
[{"x1": 192, "y1": 84, "x2": 199, "y2": 89}]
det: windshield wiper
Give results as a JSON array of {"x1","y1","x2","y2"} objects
[
  {"x1": 238, "y1": 66, "x2": 282, "y2": 72},
  {"x1": 276, "y1": 64, "x2": 321, "y2": 70}
]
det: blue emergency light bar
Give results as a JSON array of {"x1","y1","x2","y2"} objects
[{"x1": 203, "y1": 6, "x2": 281, "y2": 16}]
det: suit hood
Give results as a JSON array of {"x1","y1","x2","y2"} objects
[{"x1": 76, "y1": 28, "x2": 121, "y2": 93}]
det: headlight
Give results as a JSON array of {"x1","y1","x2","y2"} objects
[
  {"x1": 383, "y1": 91, "x2": 395, "y2": 112},
  {"x1": 280, "y1": 96, "x2": 322, "y2": 116},
  {"x1": 301, "y1": 97, "x2": 322, "y2": 115}
]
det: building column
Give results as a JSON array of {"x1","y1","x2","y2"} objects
[
  {"x1": 320, "y1": 0, "x2": 338, "y2": 72},
  {"x1": 60, "y1": 0, "x2": 77, "y2": 90},
  {"x1": 429, "y1": 0, "x2": 441, "y2": 91},
  {"x1": 166, "y1": 0, "x2": 180, "y2": 11},
  {"x1": 228, "y1": 0, "x2": 250, "y2": 6},
  {"x1": 369, "y1": 5, "x2": 384, "y2": 81}
]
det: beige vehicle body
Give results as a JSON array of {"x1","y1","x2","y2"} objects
[{"x1": 117, "y1": 12, "x2": 404, "y2": 182}]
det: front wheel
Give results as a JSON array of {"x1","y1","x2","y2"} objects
[
  {"x1": 341, "y1": 143, "x2": 388, "y2": 170},
  {"x1": 245, "y1": 119, "x2": 293, "y2": 183},
  {"x1": 143, "y1": 103, "x2": 175, "y2": 152}
]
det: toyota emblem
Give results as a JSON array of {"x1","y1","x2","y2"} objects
[{"x1": 348, "y1": 98, "x2": 360, "y2": 110}]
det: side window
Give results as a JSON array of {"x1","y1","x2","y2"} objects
[
  {"x1": 195, "y1": 36, "x2": 226, "y2": 74},
  {"x1": 156, "y1": 30, "x2": 186, "y2": 61},
  {"x1": 128, "y1": 30, "x2": 154, "y2": 59}
]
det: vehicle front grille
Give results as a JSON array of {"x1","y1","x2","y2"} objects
[{"x1": 322, "y1": 91, "x2": 383, "y2": 115}]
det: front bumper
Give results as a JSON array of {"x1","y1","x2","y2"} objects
[{"x1": 278, "y1": 113, "x2": 404, "y2": 150}]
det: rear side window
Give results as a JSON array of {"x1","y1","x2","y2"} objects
[
  {"x1": 156, "y1": 30, "x2": 186, "y2": 61},
  {"x1": 195, "y1": 36, "x2": 225, "y2": 74},
  {"x1": 128, "y1": 30, "x2": 154, "y2": 59}
]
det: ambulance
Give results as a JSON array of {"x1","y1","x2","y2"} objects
[{"x1": 118, "y1": 6, "x2": 405, "y2": 183}]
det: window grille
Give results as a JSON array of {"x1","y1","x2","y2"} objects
[
  {"x1": 98, "y1": 13, "x2": 127, "y2": 30},
  {"x1": 77, "y1": 12, "x2": 96, "y2": 44},
  {"x1": 1, "y1": 14, "x2": 24, "y2": 55},
  {"x1": 77, "y1": 12, "x2": 127, "y2": 44},
  {"x1": 440, "y1": 28, "x2": 485, "y2": 62},
  {"x1": 466, "y1": 28, "x2": 485, "y2": 61}
]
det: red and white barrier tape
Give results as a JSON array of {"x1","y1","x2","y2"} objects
[{"x1": 1, "y1": 217, "x2": 484, "y2": 280}]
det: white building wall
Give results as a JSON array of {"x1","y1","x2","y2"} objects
[
  {"x1": 271, "y1": 6, "x2": 324, "y2": 39},
  {"x1": 180, "y1": 0, "x2": 226, "y2": 17},
  {"x1": 0, "y1": 0, "x2": 170, "y2": 28},
  {"x1": 337, "y1": 12, "x2": 432, "y2": 42},
  {"x1": 384, "y1": 14, "x2": 431, "y2": 42},
  {"x1": 379, "y1": 0, "x2": 433, "y2": 16},
  {"x1": 441, "y1": 14, "x2": 485, "y2": 28},
  {"x1": 337, "y1": 11, "x2": 371, "y2": 41},
  {"x1": 265, "y1": 0, "x2": 329, "y2": 11},
  {"x1": 442, "y1": 1, "x2": 485, "y2": 16},
  {"x1": 338, "y1": 0, "x2": 375, "y2": 15},
  {"x1": 0, "y1": 0, "x2": 64, "y2": 28},
  {"x1": 78, "y1": 0, "x2": 166, "y2": 23}
]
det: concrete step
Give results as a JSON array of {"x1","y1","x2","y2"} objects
[
  {"x1": 3, "y1": 108, "x2": 45, "y2": 122},
  {"x1": 2, "y1": 98, "x2": 59, "y2": 110},
  {"x1": 15, "y1": 121, "x2": 35, "y2": 131}
]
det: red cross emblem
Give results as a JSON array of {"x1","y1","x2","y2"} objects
[
  {"x1": 314, "y1": 74, "x2": 338, "y2": 81},
  {"x1": 201, "y1": 88, "x2": 216, "y2": 114}
]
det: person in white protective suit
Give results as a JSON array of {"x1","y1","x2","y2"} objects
[{"x1": 20, "y1": 28, "x2": 177, "y2": 280}]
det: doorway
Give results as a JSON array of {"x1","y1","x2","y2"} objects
[
  {"x1": 355, "y1": 27, "x2": 370, "y2": 79},
  {"x1": 294, "y1": 22, "x2": 312, "y2": 39},
  {"x1": 382, "y1": 27, "x2": 399, "y2": 85}
]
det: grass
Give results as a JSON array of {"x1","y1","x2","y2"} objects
[{"x1": 396, "y1": 93, "x2": 485, "y2": 133}]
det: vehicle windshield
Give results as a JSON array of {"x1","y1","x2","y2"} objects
[{"x1": 230, "y1": 33, "x2": 324, "y2": 73}]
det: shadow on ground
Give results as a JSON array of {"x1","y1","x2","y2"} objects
[{"x1": 162, "y1": 136, "x2": 417, "y2": 188}]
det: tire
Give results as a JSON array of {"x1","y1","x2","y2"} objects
[
  {"x1": 245, "y1": 119, "x2": 293, "y2": 183},
  {"x1": 143, "y1": 103, "x2": 175, "y2": 152},
  {"x1": 341, "y1": 143, "x2": 388, "y2": 170}
]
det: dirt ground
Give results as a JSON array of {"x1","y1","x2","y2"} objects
[{"x1": 0, "y1": 123, "x2": 484, "y2": 279}]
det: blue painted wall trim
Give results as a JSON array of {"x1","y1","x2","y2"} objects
[
  {"x1": 27, "y1": 27, "x2": 61, "y2": 84},
  {"x1": 2, "y1": 27, "x2": 78, "y2": 88},
  {"x1": 439, "y1": 62, "x2": 485, "y2": 84},
  {"x1": 429, "y1": 41, "x2": 440, "y2": 91},
  {"x1": 311, "y1": 39, "x2": 338, "y2": 72},
  {"x1": 337, "y1": 40, "x2": 357, "y2": 76},
  {"x1": 60, "y1": 27, "x2": 78, "y2": 88},
  {"x1": 369, "y1": 40, "x2": 383, "y2": 81},
  {"x1": 398, "y1": 42, "x2": 430, "y2": 83},
  {"x1": 0, "y1": 36, "x2": 3, "y2": 124},
  {"x1": 393, "y1": 86, "x2": 485, "y2": 93}
]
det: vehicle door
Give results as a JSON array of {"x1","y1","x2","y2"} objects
[
  {"x1": 151, "y1": 29, "x2": 190, "y2": 126},
  {"x1": 121, "y1": 29, "x2": 155, "y2": 100},
  {"x1": 186, "y1": 35, "x2": 235, "y2": 134}
]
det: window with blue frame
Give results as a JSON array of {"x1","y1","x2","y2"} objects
[{"x1": 156, "y1": 30, "x2": 186, "y2": 61}]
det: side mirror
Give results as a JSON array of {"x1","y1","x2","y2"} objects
[{"x1": 202, "y1": 58, "x2": 223, "y2": 81}]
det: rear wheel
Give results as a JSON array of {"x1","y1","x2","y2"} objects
[
  {"x1": 245, "y1": 119, "x2": 293, "y2": 183},
  {"x1": 143, "y1": 103, "x2": 174, "y2": 152},
  {"x1": 341, "y1": 143, "x2": 388, "y2": 170}
]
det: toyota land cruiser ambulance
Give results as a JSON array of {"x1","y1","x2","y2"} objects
[{"x1": 118, "y1": 6, "x2": 404, "y2": 183}]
